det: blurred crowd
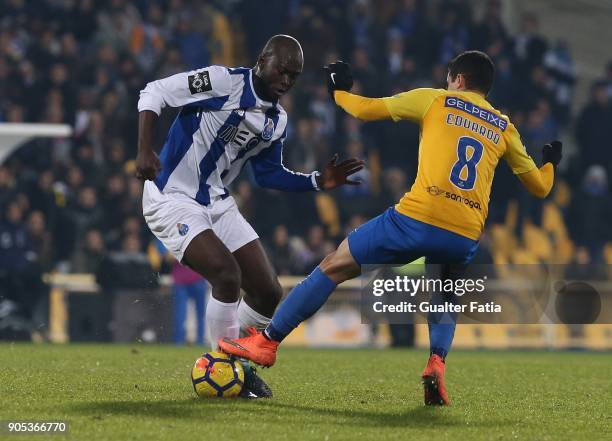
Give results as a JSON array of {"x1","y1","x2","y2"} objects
[{"x1": 1, "y1": 0, "x2": 612, "y2": 323}]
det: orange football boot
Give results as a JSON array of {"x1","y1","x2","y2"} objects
[
  {"x1": 218, "y1": 327, "x2": 279, "y2": 367},
  {"x1": 421, "y1": 354, "x2": 450, "y2": 405}
]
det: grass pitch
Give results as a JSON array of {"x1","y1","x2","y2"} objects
[{"x1": 1, "y1": 344, "x2": 609, "y2": 441}]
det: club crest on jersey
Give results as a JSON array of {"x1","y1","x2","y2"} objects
[
  {"x1": 177, "y1": 223, "x2": 189, "y2": 236},
  {"x1": 261, "y1": 117, "x2": 275, "y2": 141}
]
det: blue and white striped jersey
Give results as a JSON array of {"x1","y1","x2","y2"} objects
[{"x1": 138, "y1": 66, "x2": 318, "y2": 205}]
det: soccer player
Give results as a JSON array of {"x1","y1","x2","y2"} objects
[
  {"x1": 135, "y1": 34, "x2": 364, "y2": 398},
  {"x1": 219, "y1": 51, "x2": 563, "y2": 404}
]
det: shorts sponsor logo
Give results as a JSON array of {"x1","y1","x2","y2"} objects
[
  {"x1": 177, "y1": 223, "x2": 189, "y2": 236},
  {"x1": 188, "y1": 70, "x2": 212, "y2": 94},
  {"x1": 425, "y1": 186, "x2": 482, "y2": 210}
]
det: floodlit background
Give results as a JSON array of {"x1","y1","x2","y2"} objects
[{"x1": 0, "y1": 0, "x2": 611, "y2": 349}]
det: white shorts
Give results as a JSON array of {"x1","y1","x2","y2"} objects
[{"x1": 142, "y1": 181, "x2": 258, "y2": 262}]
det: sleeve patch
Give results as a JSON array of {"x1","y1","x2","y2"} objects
[{"x1": 188, "y1": 71, "x2": 212, "y2": 94}]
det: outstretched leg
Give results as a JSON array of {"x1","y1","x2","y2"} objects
[
  {"x1": 265, "y1": 238, "x2": 360, "y2": 342},
  {"x1": 219, "y1": 238, "x2": 360, "y2": 366}
]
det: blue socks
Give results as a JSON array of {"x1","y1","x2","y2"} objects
[
  {"x1": 427, "y1": 291, "x2": 458, "y2": 360},
  {"x1": 265, "y1": 266, "x2": 337, "y2": 342},
  {"x1": 263, "y1": 263, "x2": 457, "y2": 359},
  {"x1": 428, "y1": 323, "x2": 455, "y2": 359}
]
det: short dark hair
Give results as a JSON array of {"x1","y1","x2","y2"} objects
[{"x1": 448, "y1": 51, "x2": 495, "y2": 95}]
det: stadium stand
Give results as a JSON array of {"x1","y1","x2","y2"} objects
[{"x1": 0, "y1": 0, "x2": 611, "y2": 345}]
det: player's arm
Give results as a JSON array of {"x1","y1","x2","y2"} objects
[
  {"x1": 250, "y1": 137, "x2": 364, "y2": 192},
  {"x1": 517, "y1": 163, "x2": 555, "y2": 198},
  {"x1": 250, "y1": 137, "x2": 320, "y2": 191},
  {"x1": 516, "y1": 141, "x2": 562, "y2": 197},
  {"x1": 324, "y1": 61, "x2": 440, "y2": 123},
  {"x1": 138, "y1": 65, "x2": 231, "y2": 114},
  {"x1": 334, "y1": 88, "x2": 442, "y2": 122},
  {"x1": 333, "y1": 91, "x2": 391, "y2": 121},
  {"x1": 136, "y1": 110, "x2": 161, "y2": 180},
  {"x1": 504, "y1": 124, "x2": 562, "y2": 198},
  {"x1": 136, "y1": 66, "x2": 231, "y2": 180}
]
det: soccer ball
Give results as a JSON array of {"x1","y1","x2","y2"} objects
[{"x1": 191, "y1": 351, "x2": 244, "y2": 398}]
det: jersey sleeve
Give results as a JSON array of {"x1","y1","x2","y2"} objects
[
  {"x1": 502, "y1": 122, "x2": 537, "y2": 175},
  {"x1": 334, "y1": 91, "x2": 392, "y2": 121},
  {"x1": 138, "y1": 65, "x2": 232, "y2": 115},
  {"x1": 249, "y1": 135, "x2": 319, "y2": 192},
  {"x1": 382, "y1": 88, "x2": 445, "y2": 122}
]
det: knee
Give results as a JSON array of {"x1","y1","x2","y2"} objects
[
  {"x1": 320, "y1": 251, "x2": 346, "y2": 279},
  {"x1": 216, "y1": 264, "x2": 241, "y2": 293},
  {"x1": 248, "y1": 277, "x2": 283, "y2": 309},
  {"x1": 319, "y1": 251, "x2": 337, "y2": 273},
  {"x1": 208, "y1": 263, "x2": 242, "y2": 300},
  {"x1": 320, "y1": 250, "x2": 360, "y2": 283}
]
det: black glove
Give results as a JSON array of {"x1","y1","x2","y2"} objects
[
  {"x1": 323, "y1": 61, "x2": 353, "y2": 99},
  {"x1": 542, "y1": 140, "x2": 562, "y2": 167}
]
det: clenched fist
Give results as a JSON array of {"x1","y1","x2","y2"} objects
[{"x1": 135, "y1": 148, "x2": 161, "y2": 180}]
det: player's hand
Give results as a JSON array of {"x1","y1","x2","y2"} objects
[
  {"x1": 317, "y1": 154, "x2": 365, "y2": 190},
  {"x1": 135, "y1": 148, "x2": 161, "y2": 180},
  {"x1": 323, "y1": 61, "x2": 353, "y2": 99},
  {"x1": 542, "y1": 140, "x2": 562, "y2": 167}
]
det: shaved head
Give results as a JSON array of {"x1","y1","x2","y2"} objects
[
  {"x1": 260, "y1": 35, "x2": 304, "y2": 68},
  {"x1": 253, "y1": 35, "x2": 304, "y2": 100}
]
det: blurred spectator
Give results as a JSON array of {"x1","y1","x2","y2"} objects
[
  {"x1": 174, "y1": 13, "x2": 210, "y2": 70},
  {"x1": 386, "y1": 29, "x2": 405, "y2": 76},
  {"x1": 129, "y1": 3, "x2": 166, "y2": 74},
  {"x1": 470, "y1": 0, "x2": 508, "y2": 51},
  {"x1": 0, "y1": 201, "x2": 46, "y2": 321},
  {"x1": 296, "y1": 225, "x2": 335, "y2": 274},
  {"x1": 575, "y1": 81, "x2": 612, "y2": 175},
  {"x1": 543, "y1": 40, "x2": 576, "y2": 124},
  {"x1": 71, "y1": 229, "x2": 106, "y2": 274},
  {"x1": 0, "y1": 166, "x2": 16, "y2": 210},
  {"x1": 567, "y1": 165, "x2": 612, "y2": 261},
  {"x1": 27, "y1": 211, "x2": 53, "y2": 271},
  {"x1": 513, "y1": 13, "x2": 548, "y2": 74},
  {"x1": 28, "y1": 170, "x2": 58, "y2": 225},
  {"x1": 266, "y1": 225, "x2": 303, "y2": 276},
  {"x1": 436, "y1": 6, "x2": 469, "y2": 65},
  {"x1": 605, "y1": 60, "x2": 612, "y2": 98},
  {"x1": 68, "y1": 186, "x2": 103, "y2": 245},
  {"x1": 0, "y1": 201, "x2": 31, "y2": 275}
]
